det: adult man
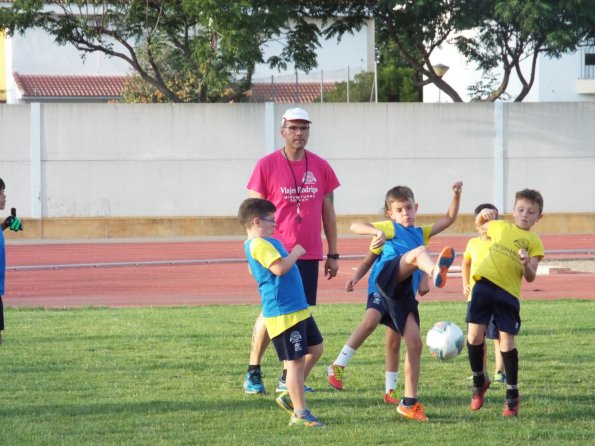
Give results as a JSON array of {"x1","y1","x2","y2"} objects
[{"x1": 243, "y1": 107, "x2": 340, "y2": 394}]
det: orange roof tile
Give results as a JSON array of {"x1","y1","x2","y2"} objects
[
  {"x1": 249, "y1": 82, "x2": 337, "y2": 103},
  {"x1": 13, "y1": 72, "x2": 127, "y2": 100}
]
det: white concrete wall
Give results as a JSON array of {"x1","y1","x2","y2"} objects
[{"x1": 1, "y1": 102, "x2": 594, "y2": 219}]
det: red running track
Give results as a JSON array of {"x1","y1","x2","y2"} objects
[{"x1": 4, "y1": 234, "x2": 595, "y2": 308}]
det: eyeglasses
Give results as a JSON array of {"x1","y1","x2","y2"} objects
[
  {"x1": 260, "y1": 217, "x2": 276, "y2": 225},
  {"x1": 283, "y1": 126, "x2": 310, "y2": 133}
]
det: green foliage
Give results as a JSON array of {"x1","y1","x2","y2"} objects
[
  {"x1": 1, "y1": 301, "x2": 594, "y2": 445},
  {"x1": 313, "y1": 0, "x2": 595, "y2": 102},
  {"x1": 0, "y1": 0, "x2": 323, "y2": 103}
]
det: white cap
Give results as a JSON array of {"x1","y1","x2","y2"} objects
[{"x1": 282, "y1": 107, "x2": 311, "y2": 123}]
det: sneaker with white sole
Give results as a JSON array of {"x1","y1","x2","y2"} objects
[
  {"x1": 276, "y1": 377, "x2": 314, "y2": 393},
  {"x1": 243, "y1": 369, "x2": 267, "y2": 394}
]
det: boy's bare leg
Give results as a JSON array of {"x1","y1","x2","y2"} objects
[
  {"x1": 494, "y1": 338, "x2": 504, "y2": 373},
  {"x1": 401, "y1": 313, "x2": 422, "y2": 399},
  {"x1": 286, "y1": 357, "x2": 307, "y2": 412},
  {"x1": 304, "y1": 343, "x2": 323, "y2": 380},
  {"x1": 249, "y1": 312, "x2": 271, "y2": 365},
  {"x1": 396, "y1": 246, "x2": 435, "y2": 281},
  {"x1": 344, "y1": 309, "x2": 383, "y2": 350},
  {"x1": 385, "y1": 328, "x2": 400, "y2": 373}
]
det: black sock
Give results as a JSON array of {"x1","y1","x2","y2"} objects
[
  {"x1": 402, "y1": 397, "x2": 418, "y2": 407},
  {"x1": 501, "y1": 349, "x2": 519, "y2": 399},
  {"x1": 247, "y1": 364, "x2": 260, "y2": 374},
  {"x1": 281, "y1": 369, "x2": 287, "y2": 382},
  {"x1": 467, "y1": 341, "x2": 485, "y2": 387}
]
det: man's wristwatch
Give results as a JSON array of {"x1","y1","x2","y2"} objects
[{"x1": 327, "y1": 253, "x2": 340, "y2": 260}]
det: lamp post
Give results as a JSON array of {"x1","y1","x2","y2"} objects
[{"x1": 434, "y1": 63, "x2": 449, "y2": 103}]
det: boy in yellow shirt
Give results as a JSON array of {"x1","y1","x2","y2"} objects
[
  {"x1": 466, "y1": 189, "x2": 544, "y2": 417},
  {"x1": 462, "y1": 203, "x2": 506, "y2": 384}
]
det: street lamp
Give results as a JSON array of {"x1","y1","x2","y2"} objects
[{"x1": 434, "y1": 63, "x2": 449, "y2": 102}]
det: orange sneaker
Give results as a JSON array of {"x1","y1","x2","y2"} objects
[
  {"x1": 397, "y1": 401, "x2": 428, "y2": 422},
  {"x1": 384, "y1": 389, "x2": 400, "y2": 405},
  {"x1": 433, "y1": 247, "x2": 455, "y2": 288},
  {"x1": 327, "y1": 364, "x2": 345, "y2": 390}
]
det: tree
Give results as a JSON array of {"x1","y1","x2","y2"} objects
[
  {"x1": 311, "y1": 0, "x2": 595, "y2": 102},
  {"x1": 0, "y1": 1, "x2": 323, "y2": 103}
]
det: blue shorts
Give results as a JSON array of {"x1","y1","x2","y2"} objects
[
  {"x1": 466, "y1": 279, "x2": 521, "y2": 335},
  {"x1": 271, "y1": 316, "x2": 323, "y2": 361},
  {"x1": 486, "y1": 317, "x2": 499, "y2": 340},
  {"x1": 366, "y1": 292, "x2": 397, "y2": 331},
  {"x1": 296, "y1": 260, "x2": 319, "y2": 306},
  {"x1": 374, "y1": 255, "x2": 419, "y2": 335}
]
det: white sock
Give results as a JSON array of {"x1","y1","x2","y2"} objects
[
  {"x1": 386, "y1": 371, "x2": 398, "y2": 393},
  {"x1": 334, "y1": 345, "x2": 356, "y2": 367}
]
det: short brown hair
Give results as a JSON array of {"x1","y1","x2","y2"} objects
[
  {"x1": 384, "y1": 186, "x2": 415, "y2": 212},
  {"x1": 515, "y1": 189, "x2": 544, "y2": 215},
  {"x1": 238, "y1": 198, "x2": 276, "y2": 228}
]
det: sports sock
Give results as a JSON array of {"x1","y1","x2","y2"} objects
[
  {"x1": 334, "y1": 345, "x2": 356, "y2": 367},
  {"x1": 247, "y1": 364, "x2": 260, "y2": 374},
  {"x1": 281, "y1": 369, "x2": 287, "y2": 382},
  {"x1": 501, "y1": 348, "x2": 519, "y2": 399},
  {"x1": 386, "y1": 371, "x2": 398, "y2": 393},
  {"x1": 402, "y1": 397, "x2": 417, "y2": 407},
  {"x1": 467, "y1": 341, "x2": 486, "y2": 387}
]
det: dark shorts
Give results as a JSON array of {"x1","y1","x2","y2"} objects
[
  {"x1": 366, "y1": 292, "x2": 397, "y2": 331},
  {"x1": 466, "y1": 278, "x2": 521, "y2": 335},
  {"x1": 0, "y1": 295, "x2": 3, "y2": 331},
  {"x1": 374, "y1": 256, "x2": 420, "y2": 335},
  {"x1": 466, "y1": 302, "x2": 500, "y2": 340},
  {"x1": 296, "y1": 259, "x2": 319, "y2": 306},
  {"x1": 486, "y1": 317, "x2": 499, "y2": 340},
  {"x1": 271, "y1": 316, "x2": 323, "y2": 361}
]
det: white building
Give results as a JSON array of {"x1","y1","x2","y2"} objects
[{"x1": 425, "y1": 40, "x2": 595, "y2": 103}]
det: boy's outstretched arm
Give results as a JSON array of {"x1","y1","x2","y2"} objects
[
  {"x1": 346, "y1": 250, "x2": 378, "y2": 292},
  {"x1": 351, "y1": 222, "x2": 386, "y2": 249},
  {"x1": 429, "y1": 181, "x2": 463, "y2": 237},
  {"x1": 269, "y1": 244, "x2": 306, "y2": 276}
]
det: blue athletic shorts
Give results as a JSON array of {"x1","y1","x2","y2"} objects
[
  {"x1": 366, "y1": 292, "x2": 397, "y2": 331},
  {"x1": 296, "y1": 259, "x2": 319, "y2": 306},
  {"x1": 486, "y1": 316, "x2": 500, "y2": 340},
  {"x1": 374, "y1": 255, "x2": 419, "y2": 335},
  {"x1": 466, "y1": 278, "x2": 521, "y2": 335},
  {"x1": 271, "y1": 316, "x2": 323, "y2": 361}
]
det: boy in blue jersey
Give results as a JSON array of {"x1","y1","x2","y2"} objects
[
  {"x1": 466, "y1": 189, "x2": 544, "y2": 417},
  {"x1": 328, "y1": 183, "x2": 462, "y2": 422},
  {"x1": 239, "y1": 198, "x2": 324, "y2": 427},
  {"x1": 0, "y1": 177, "x2": 23, "y2": 346}
]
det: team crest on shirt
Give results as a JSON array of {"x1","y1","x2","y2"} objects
[
  {"x1": 302, "y1": 171, "x2": 317, "y2": 184},
  {"x1": 290, "y1": 331, "x2": 303, "y2": 352},
  {"x1": 513, "y1": 238, "x2": 530, "y2": 251}
]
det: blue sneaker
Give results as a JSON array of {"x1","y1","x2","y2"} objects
[
  {"x1": 289, "y1": 409, "x2": 325, "y2": 427},
  {"x1": 276, "y1": 377, "x2": 314, "y2": 393},
  {"x1": 243, "y1": 370, "x2": 267, "y2": 394}
]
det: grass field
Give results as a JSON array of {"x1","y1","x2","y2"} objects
[{"x1": 1, "y1": 300, "x2": 594, "y2": 445}]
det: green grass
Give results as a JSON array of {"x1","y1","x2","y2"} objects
[{"x1": 1, "y1": 301, "x2": 594, "y2": 445}]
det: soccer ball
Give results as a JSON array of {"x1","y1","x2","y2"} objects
[{"x1": 426, "y1": 321, "x2": 465, "y2": 361}]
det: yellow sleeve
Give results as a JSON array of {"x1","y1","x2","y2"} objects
[
  {"x1": 249, "y1": 238, "x2": 282, "y2": 269},
  {"x1": 370, "y1": 221, "x2": 394, "y2": 255}
]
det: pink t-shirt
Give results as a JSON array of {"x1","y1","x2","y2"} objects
[{"x1": 247, "y1": 149, "x2": 340, "y2": 260}]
